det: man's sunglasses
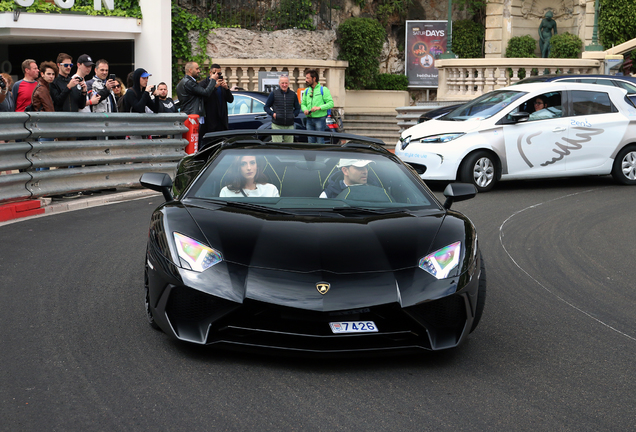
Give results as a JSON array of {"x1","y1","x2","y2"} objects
[{"x1": 60, "y1": 63, "x2": 73, "y2": 68}]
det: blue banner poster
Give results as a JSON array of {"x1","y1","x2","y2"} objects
[{"x1": 405, "y1": 20, "x2": 448, "y2": 88}]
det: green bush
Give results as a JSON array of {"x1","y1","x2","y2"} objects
[
  {"x1": 374, "y1": 74, "x2": 409, "y2": 91},
  {"x1": 338, "y1": 17, "x2": 386, "y2": 90},
  {"x1": 452, "y1": 20, "x2": 484, "y2": 58},
  {"x1": 599, "y1": 0, "x2": 636, "y2": 48},
  {"x1": 549, "y1": 32, "x2": 582, "y2": 58},
  {"x1": 0, "y1": 0, "x2": 142, "y2": 17},
  {"x1": 505, "y1": 35, "x2": 536, "y2": 58}
]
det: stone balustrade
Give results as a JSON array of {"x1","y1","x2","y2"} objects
[
  {"x1": 435, "y1": 58, "x2": 603, "y2": 101},
  {"x1": 203, "y1": 58, "x2": 348, "y2": 110}
]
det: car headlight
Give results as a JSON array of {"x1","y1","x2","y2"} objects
[
  {"x1": 173, "y1": 232, "x2": 222, "y2": 272},
  {"x1": 420, "y1": 133, "x2": 464, "y2": 143},
  {"x1": 419, "y1": 241, "x2": 461, "y2": 279}
]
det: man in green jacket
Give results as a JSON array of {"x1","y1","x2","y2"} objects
[{"x1": 301, "y1": 69, "x2": 334, "y2": 143}]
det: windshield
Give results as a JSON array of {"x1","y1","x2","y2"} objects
[
  {"x1": 442, "y1": 90, "x2": 526, "y2": 121},
  {"x1": 185, "y1": 149, "x2": 438, "y2": 212}
]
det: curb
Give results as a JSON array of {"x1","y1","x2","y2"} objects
[{"x1": 0, "y1": 189, "x2": 161, "y2": 227}]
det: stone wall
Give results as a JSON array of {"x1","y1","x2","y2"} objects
[
  {"x1": 202, "y1": 28, "x2": 339, "y2": 61},
  {"x1": 189, "y1": 0, "x2": 472, "y2": 76}
]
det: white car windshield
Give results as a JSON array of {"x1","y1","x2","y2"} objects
[
  {"x1": 185, "y1": 149, "x2": 438, "y2": 212},
  {"x1": 442, "y1": 90, "x2": 526, "y2": 121}
]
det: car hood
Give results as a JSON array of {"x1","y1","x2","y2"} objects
[
  {"x1": 183, "y1": 202, "x2": 446, "y2": 274},
  {"x1": 402, "y1": 117, "x2": 485, "y2": 140}
]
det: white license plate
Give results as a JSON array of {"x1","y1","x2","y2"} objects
[{"x1": 329, "y1": 321, "x2": 378, "y2": 334}]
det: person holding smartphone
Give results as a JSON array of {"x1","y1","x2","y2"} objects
[{"x1": 85, "y1": 58, "x2": 118, "y2": 113}]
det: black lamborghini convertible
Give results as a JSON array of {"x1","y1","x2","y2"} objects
[{"x1": 140, "y1": 130, "x2": 485, "y2": 355}]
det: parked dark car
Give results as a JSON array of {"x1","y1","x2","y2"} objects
[
  {"x1": 140, "y1": 129, "x2": 485, "y2": 355},
  {"x1": 228, "y1": 90, "x2": 343, "y2": 132}
]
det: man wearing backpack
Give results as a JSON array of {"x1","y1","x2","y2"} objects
[{"x1": 301, "y1": 69, "x2": 334, "y2": 144}]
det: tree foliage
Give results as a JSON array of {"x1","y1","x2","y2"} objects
[
  {"x1": 171, "y1": 1, "x2": 218, "y2": 89},
  {"x1": 598, "y1": 0, "x2": 636, "y2": 48},
  {"x1": 0, "y1": 0, "x2": 142, "y2": 17},
  {"x1": 452, "y1": 19, "x2": 484, "y2": 58},
  {"x1": 337, "y1": 17, "x2": 386, "y2": 90}
]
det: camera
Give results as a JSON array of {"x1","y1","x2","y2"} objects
[
  {"x1": 217, "y1": 73, "x2": 223, "y2": 80},
  {"x1": 97, "y1": 86, "x2": 111, "y2": 99},
  {"x1": 74, "y1": 75, "x2": 83, "y2": 82}
]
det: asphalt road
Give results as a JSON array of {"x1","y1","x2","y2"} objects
[{"x1": 1, "y1": 176, "x2": 635, "y2": 431}]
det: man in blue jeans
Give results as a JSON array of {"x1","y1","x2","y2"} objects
[{"x1": 301, "y1": 69, "x2": 334, "y2": 144}]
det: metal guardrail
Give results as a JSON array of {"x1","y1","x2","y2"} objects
[{"x1": 0, "y1": 113, "x2": 188, "y2": 203}]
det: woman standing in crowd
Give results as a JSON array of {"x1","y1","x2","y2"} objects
[
  {"x1": 32, "y1": 61, "x2": 58, "y2": 112},
  {"x1": 122, "y1": 68, "x2": 157, "y2": 113},
  {"x1": 113, "y1": 77, "x2": 125, "y2": 108}
]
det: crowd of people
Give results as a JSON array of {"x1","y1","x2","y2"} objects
[{"x1": 0, "y1": 53, "x2": 177, "y2": 116}]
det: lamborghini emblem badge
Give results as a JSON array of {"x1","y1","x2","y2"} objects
[{"x1": 316, "y1": 282, "x2": 330, "y2": 295}]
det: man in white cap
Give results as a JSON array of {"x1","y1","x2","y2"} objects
[{"x1": 320, "y1": 158, "x2": 374, "y2": 198}]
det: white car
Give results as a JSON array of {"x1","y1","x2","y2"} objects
[{"x1": 396, "y1": 82, "x2": 636, "y2": 192}]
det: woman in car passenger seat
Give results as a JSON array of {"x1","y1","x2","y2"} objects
[{"x1": 220, "y1": 155, "x2": 280, "y2": 197}]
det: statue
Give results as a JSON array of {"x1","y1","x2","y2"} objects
[{"x1": 539, "y1": 11, "x2": 558, "y2": 58}]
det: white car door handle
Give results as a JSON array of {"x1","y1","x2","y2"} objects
[{"x1": 553, "y1": 127, "x2": 566, "y2": 133}]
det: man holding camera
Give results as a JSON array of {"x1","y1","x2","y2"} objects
[
  {"x1": 50, "y1": 53, "x2": 88, "y2": 112},
  {"x1": 176, "y1": 62, "x2": 227, "y2": 142},
  {"x1": 86, "y1": 59, "x2": 118, "y2": 113},
  {"x1": 198, "y1": 63, "x2": 234, "y2": 138}
]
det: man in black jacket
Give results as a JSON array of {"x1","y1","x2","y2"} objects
[
  {"x1": 176, "y1": 62, "x2": 220, "y2": 142},
  {"x1": 197, "y1": 63, "x2": 234, "y2": 140},
  {"x1": 264, "y1": 74, "x2": 300, "y2": 142},
  {"x1": 50, "y1": 53, "x2": 88, "y2": 112}
]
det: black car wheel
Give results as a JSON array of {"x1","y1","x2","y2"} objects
[
  {"x1": 460, "y1": 151, "x2": 497, "y2": 192},
  {"x1": 470, "y1": 253, "x2": 487, "y2": 333},
  {"x1": 144, "y1": 265, "x2": 161, "y2": 331},
  {"x1": 611, "y1": 145, "x2": 636, "y2": 185}
]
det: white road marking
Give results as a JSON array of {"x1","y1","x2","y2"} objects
[{"x1": 498, "y1": 189, "x2": 636, "y2": 342}]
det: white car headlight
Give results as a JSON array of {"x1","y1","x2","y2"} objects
[
  {"x1": 419, "y1": 241, "x2": 461, "y2": 279},
  {"x1": 173, "y1": 232, "x2": 222, "y2": 272},
  {"x1": 420, "y1": 133, "x2": 464, "y2": 143}
]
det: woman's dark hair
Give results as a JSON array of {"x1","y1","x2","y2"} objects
[
  {"x1": 126, "y1": 71, "x2": 134, "y2": 88},
  {"x1": 226, "y1": 155, "x2": 269, "y2": 192}
]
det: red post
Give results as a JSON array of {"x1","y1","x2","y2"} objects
[{"x1": 183, "y1": 114, "x2": 200, "y2": 154}]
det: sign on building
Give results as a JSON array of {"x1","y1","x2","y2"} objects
[
  {"x1": 258, "y1": 71, "x2": 287, "y2": 93},
  {"x1": 405, "y1": 20, "x2": 448, "y2": 88}
]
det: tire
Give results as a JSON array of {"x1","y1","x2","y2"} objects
[
  {"x1": 459, "y1": 151, "x2": 497, "y2": 192},
  {"x1": 470, "y1": 253, "x2": 487, "y2": 333},
  {"x1": 611, "y1": 145, "x2": 636, "y2": 185},
  {"x1": 144, "y1": 266, "x2": 161, "y2": 331}
]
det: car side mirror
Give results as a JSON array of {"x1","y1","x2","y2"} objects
[
  {"x1": 509, "y1": 111, "x2": 530, "y2": 123},
  {"x1": 140, "y1": 172, "x2": 174, "y2": 202},
  {"x1": 442, "y1": 183, "x2": 477, "y2": 209}
]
